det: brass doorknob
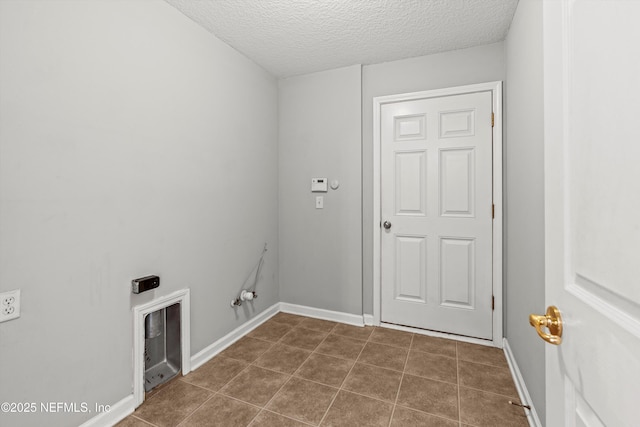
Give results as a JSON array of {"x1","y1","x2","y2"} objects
[{"x1": 529, "y1": 306, "x2": 563, "y2": 345}]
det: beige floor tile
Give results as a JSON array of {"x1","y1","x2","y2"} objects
[
  {"x1": 396, "y1": 374, "x2": 459, "y2": 421},
  {"x1": 181, "y1": 356, "x2": 247, "y2": 392},
  {"x1": 321, "y1": 390, "x2": 393, "y2": 427},
  {"x1": 405, "y1": 350, "x2": 457, "y2": 384},
  {"x1": 315, "y1": 333, "x2": 366, "y2": 360},
  {"x1": 295, "y1": 353, "x2": 354, "y2": 387},
  {"x1": 459, "y1": 387, "x2": 529, "y2": 426},
  {"x1": 390, "y1": 406, "x2": 458, "y2": 427},
  {"x1": 457, "y1": 341, "x2": 508, "y2": 368},
  {"x1": 220, "y1": 365, "x2": 289, "y2": 407},
  {"x1": 458, "y1": 360, "x2": 518, "y2": 397},
  {"x1": 266, "y1": 377, "x2": 337, "y2": 425},
  {"x1": 250, "y1": 410, "x2": 310, "y2": 427},
  {"x1": 297, "y1": 318, "x2": 337, "y2": 333},
  {"x1": 411, "y1": 334, "x2": 457, "y2": 358},
  {"x1": 331, "y1": 323, "x2": 374, "y2": 341},
  {"x1": 253, "y1": 344, "x2": 311, "y2": 374},
  {"x1": 279, "y1": 327, "x2": 327, "y2": 351},
  {"x1": 369, "y1": 328, "x2": 413, "y2": 348},
  {"x1": 134, "y1": 380, "x2": 212, "y2": 427},
  {"x1": 270, "y1": 312, "x2": 306, "y2": 327},
  {"x1": 342, "y1": 362, "x2": 402, "y2": 402},
  {"x1": 248, "y1": 321, "x2": 293, "y2": 342},
  {"x1": 180, "y1": 395, "x2": 260, "y2": 427},
  {"x1": 220, "y1": 337, "x2": 273, "y2": 363},
  {"x1": 115, "y1": 416, "x2": 155, "y2": 427},
  {"x1": 357, "y1": 342, "x2": 408, "y2": 371}
]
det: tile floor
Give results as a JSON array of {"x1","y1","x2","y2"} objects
[{"x1": 118, "y1": 313, "x2": 528, "y2": 427}]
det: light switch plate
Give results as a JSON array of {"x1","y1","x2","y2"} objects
[{"x1": 315, "y1": 196, "x2": 324, "y2": 209}]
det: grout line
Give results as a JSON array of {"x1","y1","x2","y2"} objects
[
  {"x1": 397, "y1": 370, "x2": 463, "y2": 387},
  {"x1": 393, "y1": 402, "x2": 464, "y2": 424},
  {"x1": 387, "y1": 332, "x2": 414, "y2": 427},
  {"x1": 252, "y1": 323, "x2": 332, "y2": 425},
  {"x1": 408, "y1": 346, "x2": 458, "y2": 360},
  {"x1": 175, "y1": 391, "x2": 219, "y2": 427},
  {"x1": 457, "y1": 384, "x2": 524, "y2": 400},
  {"x1": 315, "y1": 324, "x2": 374, "y2": 426},
  {"x1": 457, "y1": 341, "x2": 462, "y2": 426},
  {"x1": 178, "y1": 380, "x2": 219, "y2": 394},
  {"x1": 342, "y1": 358, "x2": 403, "y2": 373},
  {"x1": 457, "y1": 357, "x2": 512, "y2": 370},
  {"x1": 251, "y1": 408, "x2": 317, "y2": 426},
  {"x1": 289, "y1": 330, "x2": 332, "y2": 378},
  {"x1": 256, "y1": 376, "x2": 298, "y2": 421},
  {"x1": 129, "y1": 414, "x2": 161, "y2": 427},
  {"x1": 213, "y1": 359, "x2": 256, "y2": 393},
  {"x1": 218, "y1": 393, "x2": 264, "y2": 426},
  {"x1": 218, "y1": 392, "x2": 265, "y2": 411}
]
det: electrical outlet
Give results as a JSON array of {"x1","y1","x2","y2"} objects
[{"x1": 0, "y1": 289, "x2": 20, "y2": 322}]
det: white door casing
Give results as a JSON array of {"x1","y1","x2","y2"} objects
[
  {"x1": 373, "y1": 82, "x2": 503, "y2": 346},
  {"x1": 543, "y1": 1, "x2": 640, "y2": 426}
]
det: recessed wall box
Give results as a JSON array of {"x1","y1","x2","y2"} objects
[
  {"x1": 132, "y1": 275, "x2": 160, "y2": 294},
  {"x1": 311, "y1": 178, "x2": 328, "y2": 192}
]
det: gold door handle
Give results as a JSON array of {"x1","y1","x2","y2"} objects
[{"x1": 529, "y1": 306, "x2": 563, "y2": 345}]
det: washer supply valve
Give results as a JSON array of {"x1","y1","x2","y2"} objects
[
  {"x1": 241, "y1": 290, "x2": 257, "y2": 301},
  {"x1": 230, "y1": 290, "x2": 258, "y2": 307}
]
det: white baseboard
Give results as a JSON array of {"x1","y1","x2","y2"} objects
[
  {"x1": 279, "y1": 302, "x2": 365, "y2": 327},
  {"x1": 363, "y1": 314, "x2": 374, "y2": 326},
  {"x1": 78, "y1": 394, "x2": 135, "y2": 427},
  {"x1": 190, "y1": 302, "x2": 280, "y2": 370},
  {"x1": 503, "y1": 338, "x2": 542, "y2": 427}
]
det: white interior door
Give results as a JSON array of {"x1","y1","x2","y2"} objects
[
  {"x1": 380, "y1": 91, "x2": 494, "y2": 339},
  {"x1": 543, "y1": 1, "x2": 640, "y2": 425}
]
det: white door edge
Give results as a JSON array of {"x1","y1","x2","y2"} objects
[{"x1": 372, "y1": 81, "x2": 503, "y2": 347}]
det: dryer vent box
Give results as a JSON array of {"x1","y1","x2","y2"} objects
[{"x1": 132, "y1": 275, "x2": 160, "y2": 294}]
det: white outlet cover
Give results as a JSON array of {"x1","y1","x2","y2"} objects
[{"x1": 0, "y1": 289, "x2": 20, "y2": 322}]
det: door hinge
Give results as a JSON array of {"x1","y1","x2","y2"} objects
[
  {"x1": 491, "y1": 112, "x2": 495, "y2": 127},
  {"x1": 492, "y1": 295, "x2": 495, "y2": 310},
  {"x1": 492, "y1": 204, "x2": 495, "y2": 219}
]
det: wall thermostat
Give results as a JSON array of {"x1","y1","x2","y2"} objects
[{"x1": 311, "y1": 178, "x2": 328, "y2": 192}]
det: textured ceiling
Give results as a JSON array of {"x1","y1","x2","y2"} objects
[{"x1": 164, "y1": 0, "x2": 519, "y2": 78}]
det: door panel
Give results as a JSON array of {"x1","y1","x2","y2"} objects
[
  {"x1": 440, "y1": 148, "x2": 475, "y2": 217},
  {"x1": 394, "y1": 235, "x2": 427, "y2": 303},
  {"x1": 381, "y1": 91, "x2": 493, "y2": 339},
  {"x1": 440, "y1": 237, "x2": 475, "y2": 309},
  {"x1": 395, "y1": 151, "x2": 427, "y2": 216},
  {"x1": 543, "y1": 1, "x2": 640, "y2": 425},
  {"x1": 439, "y1": 109, "x2": 475, "y2": 138},
  {"x1": 395, "y1": 114, "x2": 426, "y2": 141}
]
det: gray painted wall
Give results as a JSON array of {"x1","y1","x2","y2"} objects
[
  {"x1": 504, "y1": 0, "x2": 546, "y2": 420},
  {"x1": 278, "y1": 65, "x2": 362, "y2": 315},
  {"x1": 362, "y1": 44, "x2": 506, "y2": 314},
  {"x1": 0, "y1": 1, "x2": 279, "y2": 426}
]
